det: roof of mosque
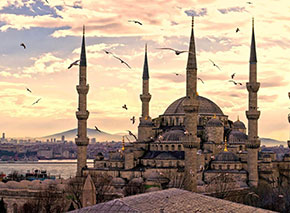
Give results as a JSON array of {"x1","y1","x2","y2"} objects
[
  {"x1": 70, "y1": 188, "x2": 274, "y2": 213},
  {"x1": 161, "y1": 129, "x2": 185, "y2": 141},
  {"x1": 163, "y1": 96, "x2": 224, "y2": 116},
  {"x1": 228, "y1": 130, "x2": 248, "y2": 143},
  {"x1": 206, "y1": 118, "x2": 223, "y2": 127},
  {"x1": 233, "y1": 120, "x2": 246, "y2": 129},
  {"x1": 215, "y1": 151, "x2": 240, "y2": 162}
]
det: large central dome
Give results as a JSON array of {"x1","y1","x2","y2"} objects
[{"x1": 163, "y1": 96, "x2": 224, "y2": 116}]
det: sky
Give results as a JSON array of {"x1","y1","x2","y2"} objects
[{"x1": 0, "y1": 0, "x2": 289, "y2": 141}]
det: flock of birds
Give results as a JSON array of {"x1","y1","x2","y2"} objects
[{"x1": 18, "y1": 0, "x2": 252, "y2": 140}]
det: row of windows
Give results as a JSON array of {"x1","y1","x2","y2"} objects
[
  {"x1": 212, "y1": 164, "x2": 241, "y2": 170},
  {"x1": 151, "y1": 144, "x2": 183, "y2": 151}
]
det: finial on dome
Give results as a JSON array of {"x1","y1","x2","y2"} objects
[
  {"x1": 213, "y1": 114, "x2": 216, "y2": 119},
  {"x1": 224, "y1": 137, "x2": 228, "y2": 152},
  {"x1": 122, "y1": 136, "x2": 125, "y2": 151},
  {"x1": 83, "y1": 25, "x2": 85, "y2": 35},
  {"x1": 237, "y1": 115, "x2": 240, "y2": 121}
]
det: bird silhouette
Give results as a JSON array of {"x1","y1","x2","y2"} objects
[
  {"x1": 246, "y1": 2, "x2": 253, "y2": 4},
  {"x1": 198, "y1": 77, "x2": 204, "y2": 84},
  {"x1": 236, "y1": 28, "x2": 240, "y2": 33},
  {"x1": 94, "y1": 126, "x2": 101, "y2": 132},
  {"x1": 125, "y1": 135, "x2": 131, "y2": 142},
  {"x1": 128, "y1": 20, "x2": 142, "y2": 25},
  {"x1": 113, "y1": 55, "x2": 131, "y2": 69},
  {"x1": 229, "y1": 80, "x2": 242, "y2": 86},
  {"x1": 127, "y1": 130, "x2": 137, "y2": 140},
  {"x1": 122, "y1": 104, "x2": 128, "y2": 110},
  {"x1": 103, "y1": 50, "x2": 113, "y2": 55},
  {"x1": 130, "y1": 116, "x2": 135, "y2": 124},
  {"x1": 209, "y1": 59, "x2": 221, "y2": 71},
  {"x1": 174, "y1": 73, "x2": 182, "y2": 76},
  {"x1": 45, "y1": 0, "x2": 49, "y2": 3},
  {"x1": 231, "y1": 73, "x2": 236, "y2": 79},
  {"x1": 20, "y1": 43, "x2": 26, "y2": 49},
  {"x1": 32, "y1": 98, "x2": 41, "y2": 105},
  {"x1": 157, "y1": 48, "x2": 189, "y2": 55},
  {"x1": 68, "y1": 60, "x2": 80, "y2": 69},
  {"x1": 26, "y1": 88, "x2": 32, "y2": 93}
]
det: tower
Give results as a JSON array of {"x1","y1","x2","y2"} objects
[
  {"x1": 246, "y1": 18, "x2": 260, "y2": 187},
  {"x1": 138, "y1": 44, "x2": 153, "y2": 141},
  {"x1": 182, "y1": 17, "x2": 200, "y2": 192},
  {"x1": 75, "y1": 26, "x2": 90, "y2": 177}
]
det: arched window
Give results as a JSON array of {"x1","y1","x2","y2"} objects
[
  {"x1": 165, "y1": 145, "x2": 169, "y2": 151},
  {"x1": 171, "y1": 145, "x2": 175, "y2": 151},
  {"x1": 178, "y1": 145, "x2": 182, "y2": 151},
  {"x1": 160, "y1": 145, "x2": 163, "y2": 150},
  {"x1": 227, "y1": 165, "x2": 230, "y2": 170},
  {"x1": 13, "y1": 203, "x2": 18, "y2": 213}
]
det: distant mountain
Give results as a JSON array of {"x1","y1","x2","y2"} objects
[
  {"x1": 260, "y1": 138, "x2": 287, "y2": 147},
  {"x1": 41, "y1": 128, "x2": 123, "y2": 142}
]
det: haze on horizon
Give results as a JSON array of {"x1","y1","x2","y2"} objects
[{"x1": 0, "y1": 0, "x2": 289, "y2": 141}]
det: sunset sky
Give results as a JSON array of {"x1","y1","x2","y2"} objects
[{"x1": 0, "y1": 0, "x2": 289, "y2": 141}]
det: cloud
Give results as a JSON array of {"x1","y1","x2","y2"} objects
[
  {"x1": 184, "y1": 8, "x2": 207, "y2": 17},
  {"x1": 218, "y1": 7, "x2": 246, "y2": 14}
]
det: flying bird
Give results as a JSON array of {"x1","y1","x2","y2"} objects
[
  {"x1": 45, "y1": 0, "x2": 49, "y2": 3},
  {"x1": 128, "y1": 20, "x2": 142, "y2": 25},
  {"x1": 156, "y1": 48, "x2": 189, "y2": 55},
  {"x1": 32, "y1": 98, "x2": 41, "y2": 105},
  {"x1": 174, "y1": 73, "x2": 182, "y2": 76},
  {"x1": 209, "y1": 59, "x2": 221, "y2": 71},
  {"x1": 246, "y1": 2, "x2": 253, "y2": 4},
  {"x1": 236, "y1": 28, "x2": 240, "y2": 33},
  {"x1": 20, "y1": 43, "x2": 26, "y2": 49},
  {"x1": 95, "y1": 126, "x2": 101, "y2": 132},
  {"x1": 229, "y1": 80, "x2": 242, "y2": 86},
  {"x1": 130, "y1": 116, "x2": 135, "y2": 124},
  {"x1": 125, "y1": 135, "x2": 131, "y2": 142},
  {"x1": 122, "y1": 104, "x2": 128, "y2": 110},
  {"x1": 103, "y1": 50, "x2": 113, "y2": 55},
  {"x1": 231, "y1": 73, "x2": 236, "y2": 79},
  {"x1": 113, "y1": 55, "x2": 131, "y2": 69},
  {"x1": 198, "y1": 77, "x2": 204, "y2": 84},
  {"x1": 127, "y1": 130, "x2": 137, "y2": 140},
  {"x1": 68, "y1": 60, "x2": 80, "y2": 69},
  {"x1": 26, "y1": 88, "x2": 32, "y2": 93}
]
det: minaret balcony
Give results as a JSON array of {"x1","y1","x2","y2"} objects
[
  {"x1": 75, "y1": 137, "x2": 89, "y2": 146},
  {"x1": 246, "y1": 110, "x2": 260, "y2": 120},
  {"x1": 246, "y1": 138, "x2": 260, "y2": 149},
  {"x1": 140, "y1": 94, "x2": 151, "y2": 102},
  {"x1": 246, "y1": 82, "x2": 260, "y2": 93},
  {"x1": 76, "y1": 85, "x2": 89, "y2": 94},
  {"x1": 76, "y1": 110, "x2": 89, "y2": 120}
]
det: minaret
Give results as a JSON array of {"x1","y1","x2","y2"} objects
[
  {"x1": 138, "y1": 44, "x2": 153, "y2": 141},
  {"x1": 246, "y1": 18, "x2": 260, "y2": 187},
  {"x1": 76, "y1": 26, "x2": 90, "y2": 177},
  {"x1": 182, "y1": 17, "x2": 200, "y2": 192}
]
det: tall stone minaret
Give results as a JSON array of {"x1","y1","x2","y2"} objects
[
  {"x1": 246, "y1": 18, "x2": 260, "y2": 187},
  {"x1": 138, "y1": 44, "x2": 153, "y2": 141},
  {"x1": 76, "y1": 26, "x2": 90, "y2": 177},
  {"x1": 182, "y1": 17, "x2": 200, "y2": 192}
]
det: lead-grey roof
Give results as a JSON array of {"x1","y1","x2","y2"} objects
[
  {"x1": 164, "y1": 96, "x2": 224, "y2": 116},
  {"x1": 70, "y1": 188, "x2": 274, "y2": 213}
]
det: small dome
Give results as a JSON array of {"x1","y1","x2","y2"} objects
[
  {"x1": 228, "y1": 130, "x2": 248, "y2": 143},
  {"x1": 161, "y1": 129, "x2": 184, "y2": 142},
  {"x1": 215, "y1": 151, "x2": 239, "y2": 162},
  {"x1": 131, "y1": 177, "x2": 144, "y2": 184},
  {"x1": 233, "y1": 120, "x2": 246, "y2": 130},
  {"x1": 206, "y1": 118, "x2": 223, "y2": 127}
]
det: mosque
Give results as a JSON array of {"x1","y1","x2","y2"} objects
[{"x1": 75, "y1": 18, "x2": 290, "y2": 204}]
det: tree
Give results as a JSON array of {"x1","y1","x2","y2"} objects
[
  {"x1": 92, "y1": 174, "x2": 113, "y2": 204},
  {"x1": 66, "y1": 177, "x2": 85, "y2": 209},
  {"x1": 206, "y1": 173, "x2": 235, "y2": 199},
  {"x1": 0, "y1": 198, "x2": 7, "y2": 213}
]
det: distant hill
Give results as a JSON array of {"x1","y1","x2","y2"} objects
[
  {"x1": 260, "y1": 138, "x2": 287, "y2": 147},
  {"x1": 41, "y1": 128, "x2": 123, "y2": 142}
]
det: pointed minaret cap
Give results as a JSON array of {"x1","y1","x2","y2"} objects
[
  {"x1": 80, "y1": 25, "x2": 87, "y2": 66},
  {"x1": 186, "y1": 16, "x2": 197, "y2": 70},
  {"x1": 142, "y1": 43, "x2": 149, "y2": 80},
  {"x1": 250, "y1": 18, "x2": 257, "y2": 64}
]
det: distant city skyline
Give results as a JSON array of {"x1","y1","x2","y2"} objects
[{"x1": 0, "y1": 0, "x2": 289, "y2": 141}]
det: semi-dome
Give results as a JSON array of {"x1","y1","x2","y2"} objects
[
  {"x1": 215, "y1": 151, "x2": 239, "y2": 162},
  {"x1": 164, "y1": 96, "x2": 224, "y2": 116},
  {"x1": 228, "y1": 130, "x2": 248, "y2": 143},
  {"x1": 233, "y1": 120, "x2": 246, "y2": 129},
  {"x1": 206, "y1": 118, "x2": 223, "y2": 127},
  {"x1": 161, "y1": 129, "x2": 184, "y2": 141}
]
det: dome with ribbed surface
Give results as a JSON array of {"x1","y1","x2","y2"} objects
[
  {"x1": 228, "y1": 130, "x2": 248, "y2": 143},
  {"x1": 161, "y1": 129, "x2": 184, "y2": 141},
  {"x1": 164, "y1": 96, "x2": 224, "y2": 115},
  {"x1": 206, "y1": 118, "x2": 223, "y2": 127},
  {"x1": 233, "y1": 120, "x2": 246, "y2": 129},
  {"x1": 215, "y1": 151, "x2": 239, "y2": 162}
]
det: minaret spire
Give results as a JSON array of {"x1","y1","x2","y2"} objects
[
  {"x1": 246, "y1": 18, "x2": 260, "y2": 187},
  {"x1": 250, "y1": 18, "x2": 257, "y2": 64},
  {"x1": 143, "y1": 43, "x2": 149, "y2": 80},
  {"x1": 183, "y1": 16, "x2": 200, "y2": 192},
  {"x1": 76, "y1": 25, "x2": 90, "y2": 176}
]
